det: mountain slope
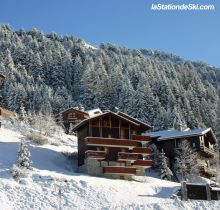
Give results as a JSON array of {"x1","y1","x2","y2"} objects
[
  {"x1": 1, "y1": 123, "x2": 220, "y2": 210},
  {"x1": 0, "y1": 24, "x2": 219, "y2": 136}
]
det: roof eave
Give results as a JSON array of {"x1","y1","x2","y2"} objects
[
  {"x1": 73, "y1": 111, "x2": 143, "y2": 132},
  {"x1": 117, "y1": 111, "x2": 152, "y2": 130}
]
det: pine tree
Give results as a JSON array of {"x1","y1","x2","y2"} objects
[
  {"x1": 17, "y1": 141, "x2": 32, "y2": 170},
  {"x1": 214, "y1": 101, "x2": 220, "y2": 146},
  {"x1": 174, "y1": 140, "x2": 199, "y2": 180},
  {"x1": 149, "y1": 143, "x2": 160, "y2": 169},
  {"x1": 0, "y1": 25, "x2": 219, "y2": 137},
  {"x1": 19, "y1": 103, "x2": 29, "y2": 124},
  {"x1": 159, "y1": 149, "x2": 173, "y2": 181}
]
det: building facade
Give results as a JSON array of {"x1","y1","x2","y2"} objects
[
  {"x1": 57, "y1": 107, "x2": 89, "y2": 133},
  {"x1": 57, "y1": 107, "x2": 103, "y2": 133},
  {"x1": 73, "y1": 111, "x2": 153, "y2": 180},
  {"x1": 148, "y1": 128, "x2": 217, "y2": 177}
]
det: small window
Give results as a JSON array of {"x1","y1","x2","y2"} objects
[
  {"x1": 192, "y1": 142, "x2": 196, "y2": 148},
  {"x1": 68, "y1": 112, "x2": 76, "y2": 118}
]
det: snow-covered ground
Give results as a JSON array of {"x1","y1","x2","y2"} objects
[{"x1": 1, "y1": 124, "x2": 220, "y2": 210}]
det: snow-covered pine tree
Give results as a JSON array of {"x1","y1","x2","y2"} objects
[
  {"x1": 149, "y1": 143, "x2": 160, "y2": 169},
  {"x1": 19, "y1": 103, "x2": 29, "y2": 124},
  {"x1": 214, "y1": 101, "x2": 220, "y2": 147},
  {"x1": 159, "y1": 149, "x2": 173, "y2": 181},
  {"x1": 0, "y1": 25, "x2": 220, "y2": 137},
  {"x1": 17, "y1": 141, "x2": 32, "y2": 170},
  {"x1": 174, "y1": 140, "x2": 199, "y2": 180}
]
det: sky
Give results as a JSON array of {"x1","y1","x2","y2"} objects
[{"x1": 0, "y1": 0, "x2": 219, "y2": 67}]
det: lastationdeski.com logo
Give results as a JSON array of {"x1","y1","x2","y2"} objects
[{"x1": 151, "y1": 3, "x2": 215, "y2": 11}]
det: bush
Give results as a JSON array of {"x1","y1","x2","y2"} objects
[
  {"x1": 25, "y1": 131, "x2": 49, "y2": 145},
  {"x1": 10, "y1": 165, "x2": 29, "y2": 178},
  {"x1": 32, "y1": 113, "x2": 63, "y2": 137}
]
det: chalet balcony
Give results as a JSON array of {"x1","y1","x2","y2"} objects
[
  {"x1": 199, "y1": 165, "x2": 217, "y2": 177},
  {"x1": 68, "y1": 117, "x2": 77, "y2": 120},
  {"x1": 132, "y1": 147, "x2": 152, "y2": 155},
  {"x1": 200, "y1": 146, "x2": 215, "y2": 157},
  {"x1": 130, "y1": 135, "x2": 151, "y2": 142},
  {"x1": 85, "y1": 150, "x2": 106, "y2": 160},
  {"x1": 132, "y1": 160, "x2": 153, "y2": 168},
  {"x1": 103, "y1": 166, "x2": 136, "y2": 175},
  {"x1": 117, "y1": 152, "x2": 140, "y2": 161},
  {"x1": 85, "y1": 137, "x2": 138, "y2": 149}
]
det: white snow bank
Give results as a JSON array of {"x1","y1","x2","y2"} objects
[{"x1": 1, "y1": 125, "x2": 220, "y2": 210}]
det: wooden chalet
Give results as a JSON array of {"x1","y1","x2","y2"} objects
[
  {"x1": 0, "y1": 73, "x2": 5, "y2": 103},
  {"x1": 57, "y1": 107, "x2": 103, "y2": 133},
  {"x1": 57, "y1": 107, "x2": 89, "y2": 132},
  {"x1": 73, "y1": 111, "x2": 153, "y2": 180},
  {"x1": 147, "y1": 128, "x2": 217, "y2": 177},
  {"x1": 0, "y1": 108, "x2": 13, "y2": 118},
  {"x1": 0, "y1": 74, "x2": 13, "y2": 127}
]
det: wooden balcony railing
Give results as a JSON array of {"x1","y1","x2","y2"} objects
[
  {"x1": 85, "y1": 150, "x2": 106, "y2": 160},
  {"x1": 200, "y1": 146, "x2": 215, "y2": 157},
  {"x1": 132, "y1": 160, "x2": 153, "y2": 168},
  {"x1": 85, "y1": 137, "x2": 138, "y2": 148},
  {"x1": 199, "y1": 165, "x2": 217, "y2": 177},
  {"x1": 103, "y1": 166, "x2": 136, "y2": 175},
  {"x1": 130, "y1": 135, "x2": 151, "y2": 142},
  {"x1": 132, "y1": 147, "x2": 152, "y2": 154},
  {"x1": 117, "y1": 152, "x2": 140, "y2": 161},
  {"x1": 0, "y1": 108, "x2": 13, "y2": 118}
]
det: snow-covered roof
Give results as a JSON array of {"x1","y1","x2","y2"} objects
[
  {"x1": 57, "y1": 107, "x2": 88, "y2": 117},
  {"x1": 211, "y1": 187, "x2": 220, "y2": 191},
  {"x1": 87, "y1": 108, "x2": 102, "y2": 117},
  {"x1": 146, "y1": 128, "x2": 217, "y2": 143}
]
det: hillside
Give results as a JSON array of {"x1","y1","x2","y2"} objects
[
  {"x1": 1, "y1": 122, "x2": 220, "y2": 210},
  {"x1": 0, "y1": 24, "x2": 219, "y2": 138}
]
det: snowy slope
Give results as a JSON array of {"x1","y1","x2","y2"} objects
[
  {"x1": 0, "y1": 125, "x2": 220, "y2": 210},
  {"x1": 82, "y1": 40, "x2": 97, "y2": 50}
]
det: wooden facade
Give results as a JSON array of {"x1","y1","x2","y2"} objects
[
  {"x1": 181, "y1": 182, "x2": 220, "y2": 201},
  {"x1": 0, "y1": 74, "x2": 5, "y2": 102},
  {"x1": 0, "y1": 74, "x2": 13, "y2": 127},
  {"x1": 150, "y1": 128, "x2": 217, "y2": 177},
  {"x1": 154, "y1": 132, "x2": 216, "y2": 159},
  {"x1": 0, "y1": 108, "x2": 13, "y2": 118},
  {"x1": 73, "y1": 111, "x2": 153, "y2": 179}
]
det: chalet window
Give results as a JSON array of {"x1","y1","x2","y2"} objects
[{"x1": 68, "y1": 112, "x2": 76, "y2": 119}]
